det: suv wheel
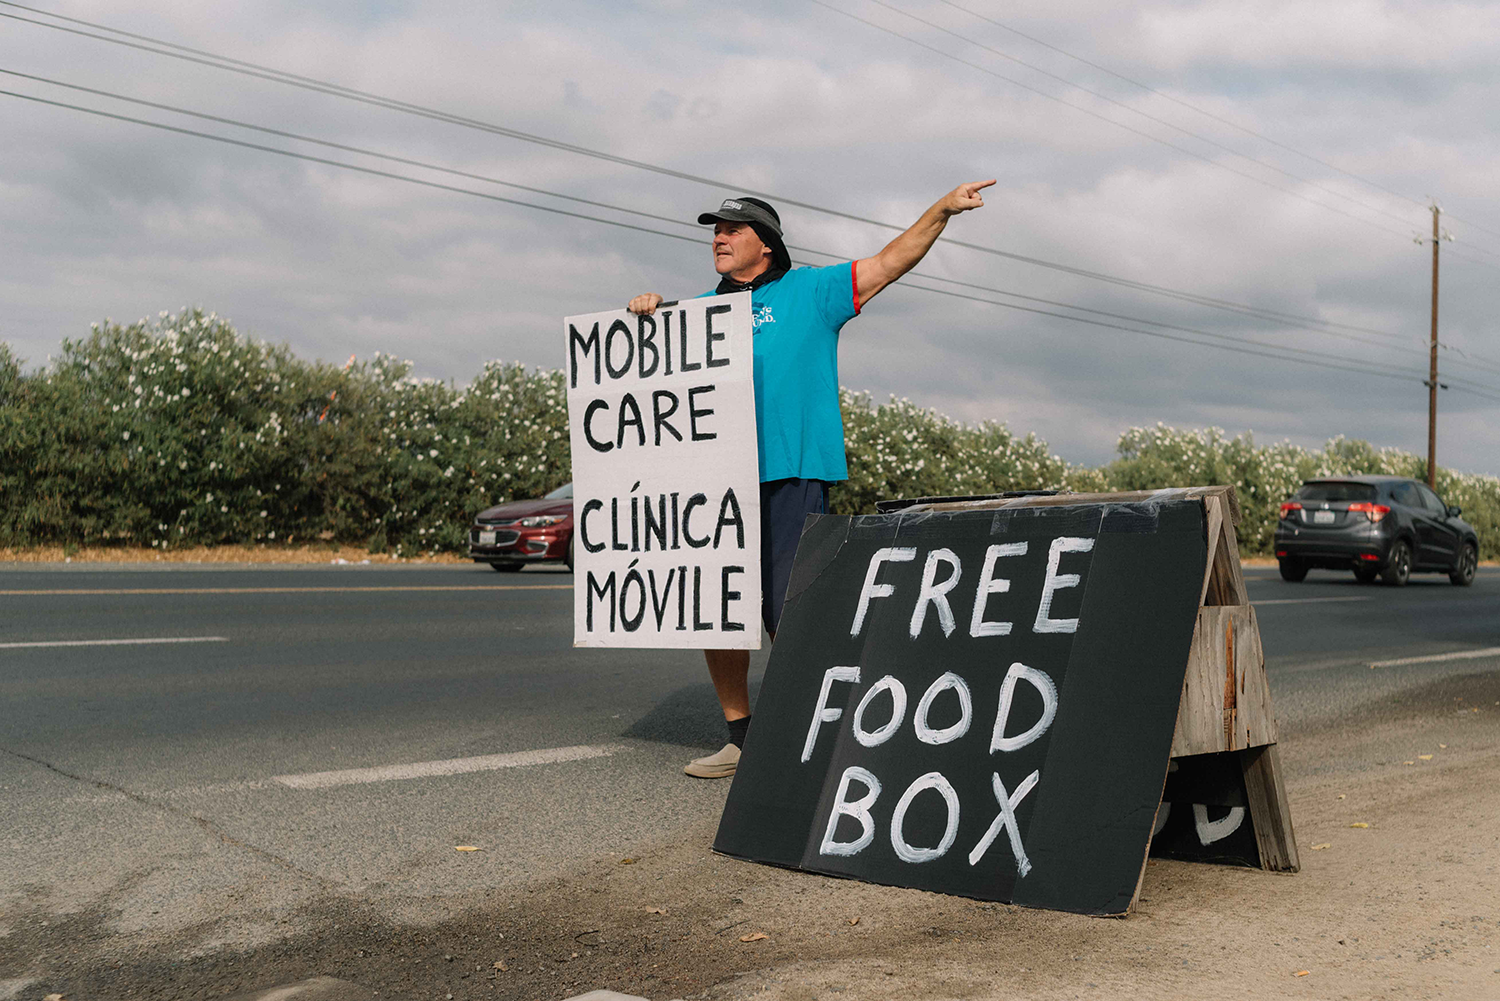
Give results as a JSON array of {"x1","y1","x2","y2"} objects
[
  {"x1": 1353, "y1": 567, "x2": 1379, "y2": 584},
  {"x1": 1450, "y1": 542, "x2": 1478, "y2": 586},
  {"x1": 1382, "y1": 540, "x2": 1412, "y2": 587},
  {"x1": 1278, "y1": 559, "x2": 1308, "y2": 582}
]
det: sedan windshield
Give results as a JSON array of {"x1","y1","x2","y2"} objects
[
  {"x1": 545, "y1": 482, "x2": 574, "y2": 500},
  {"x1": 1296, "y1": 482, "x2": 1376, "y2": 503}
]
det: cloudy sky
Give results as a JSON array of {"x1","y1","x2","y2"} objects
[{"x1": 3, "y1": 0, "x2": 1498, "y2": 475}]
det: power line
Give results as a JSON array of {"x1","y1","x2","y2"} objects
[
  {"x1": 815, "y1": 245, "x2": 1474, "y2": 379},
  {"x1": 0, "y1": 2, "x2": 1447, "y2": 353},
  {"x1": 894, "y1": 268, "x2": 1500, "y2": 386},
  {"x1": 0, "y1": 88, "x2": 710, "y2": 249},
  {"x1": 888, "y1": 263, "x2": 1500, "y2": 391},
  {"x1": 1442, "y1": 246, "x2": 1500, "y2": 275},
  {"x1": 1441, "y1": 211, "x2": 1500, "y2": 244},
  {"x1": 934, "y1": 1, "x2": 1431, "y2": 212},
  {"x1": 894, "y1": 278, "x2": 1500, "y2": 402},
  {"x1": 864, "y1": 0, "x2": 1425, "y2": 233},
  {"x1": 936, "y1": 0, "x2": 1500, "y2": 251},
  {"x1": 10, "y1": 85, "x2": 1499, "y2": 403},
  {"x1": 11, "y1": 68, "x2": 1482, "y2": 381},
  {"x1": 1450, "y1": 239, "x2": 1500, "y2": 261},
  {"x1": 809, "y1": 0, "x2": 1417, "y2": 241},
  {"x1": 15, "y1": 0, "x2": 1500, "y2": 253},
  {"x1": 0, "y1": 67, "x2": 706, "y2": 237},
  {"x1": 1445, "y1": 383, "x2": 1500, "y2": 404}
]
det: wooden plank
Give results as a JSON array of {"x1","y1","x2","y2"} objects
[
  {"x1": 905, "y1": 485, "x2": 1240, "y2": 515},
  {"x1": 1199, "y1": 495, "x2": 1224, "y2": 607},
  {"x1": 1211, "y1": 508, "x2": 1249, "y2": 605},
  {"x1": 1171, "y1": 606, "x2": 1277, "y2": 756},
  {"x1": 1221, "y1": 616, "x2": 1237, "y2": 747},
  {"x1": 1219, "y1": 483, "x2": 1242, "y2": 527},
  {"x1": 1235, "y1": 605, "x2": 1278, "y2": 747},
  {"x1": 1240, "y1": 743, "x2": 1300, "y2": 872},
  {"x1": 1173, "y1": 607, "x2": 1224, "y2": 756},
  {"x1": 1202, "y1": 518, "x2": 1247, "y2": 606},
  {"x1": 1126, "y1": 850, "x2": 1149, "y2": 917}
]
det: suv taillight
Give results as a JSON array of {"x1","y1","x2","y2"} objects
[
  {"x1": 1347, "y1": 502, "x2": 1391, "y2": 523},
  {"x1": 1279, "y1": 501, "x2": 1302, "y2": 519}
]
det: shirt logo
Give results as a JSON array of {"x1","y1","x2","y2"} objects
[{"x1": 752, "y1": 304, "x2": 775, "y2": 330}]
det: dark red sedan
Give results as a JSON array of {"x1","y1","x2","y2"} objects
[{"x1": 469, "y1": 482, "x2": 574, "y2": 572}]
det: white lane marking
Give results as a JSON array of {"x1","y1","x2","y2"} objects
[
  {"x1": 0, "y1": 636, "x2": 229, "y2": 649},
  {"x1": 271, "y1": 743, "x2": 627, "y2": 790},
  {"x1": 1254, "y1": 596, "x2": 1372, "y2": 606},
  {"x1": 1368, "y1": 647, "x2": 1500, "y2": 669},
  {"x1": 0, "y1": 585, "x2": 569, "y2": 596}
]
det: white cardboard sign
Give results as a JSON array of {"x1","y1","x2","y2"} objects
[{"x1": 565, "y1": 292, "x2": 761, "y2": 649}]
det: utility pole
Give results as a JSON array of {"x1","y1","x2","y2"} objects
[
  {"x1": 1428, "y1": 203, "x2": 1439, "y2": 489},
  {"x1": 1418, "y1": 203, "x2": 1451, "y2": 489}
]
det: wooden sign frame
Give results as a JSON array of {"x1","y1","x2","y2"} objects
[{"x1": 894, "y1": 486, "x2": 1299, "y2": 906}]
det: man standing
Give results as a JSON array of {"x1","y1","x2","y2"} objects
[{"x1": 628, "y1": 180, "x2": 995, "y2": 778}]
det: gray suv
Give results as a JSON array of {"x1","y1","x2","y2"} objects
[{"x1": 1274, "y1": 475, "x2": 1478, "y2": 586}]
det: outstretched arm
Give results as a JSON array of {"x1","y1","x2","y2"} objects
[{"x1": 854, "y1": 180, "x2": 995, "y2": 309}]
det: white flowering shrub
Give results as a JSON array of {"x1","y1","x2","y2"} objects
[
  {"x1": 2, "y1": 311, "x2": 315, "y2": 548},
  {"x1": 0, "y1": 312, "x2": 569, "y2": 555},
  {"x1": 361, "y1": 356, "x2": 570, "y2": 554},
  {"x1": 1108, "y1": 423, "x2": 1499, "y2": 557},
  {"x1": 3, "y1": 315, "x2": 1494, "y2": 559},
  {"x1": 836, "y1": 389, "x2": 1075, "y2": 514}
]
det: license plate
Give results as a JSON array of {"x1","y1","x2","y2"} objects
[
  {"x1": 1312, "y1": 510, "x2": 1335, "y2": 525},
  {"x1": 478, "y1": 530, "x2": 497, "y2": 544}
]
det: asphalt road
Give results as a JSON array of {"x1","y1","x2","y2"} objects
[{"x1": 1, "y1": 558, "x2": 1497, "y2": 984}]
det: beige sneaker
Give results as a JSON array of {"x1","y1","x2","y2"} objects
[{"x1": 684, "y1": 742, "x2": 741, "y2": 778}]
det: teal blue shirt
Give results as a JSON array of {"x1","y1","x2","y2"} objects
[{"x1": 706, "y1": 263, "x2": 860, "y2": 482}]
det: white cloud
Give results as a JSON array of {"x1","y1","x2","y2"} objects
[{"x1": 1138, "y1": 1, "x2": 1500, "y2": 72}]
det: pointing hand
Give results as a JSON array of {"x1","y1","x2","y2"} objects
[{"x1": 941, "y1": 179, "x2": 997, "y2": 216}]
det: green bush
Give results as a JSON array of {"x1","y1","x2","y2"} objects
[
  {"x1": 1105, "y1": 424, "x2": 1500, "y2": 558},
  {"x1": 2, "y1": 313, "x2": 1495, "y2": 560},
  {"x1": 836, "y1": 390, "x2": 1070, "y2": 515},
  {"x1": 0, "y1": 311, "x2": 569, "y2": 555}
]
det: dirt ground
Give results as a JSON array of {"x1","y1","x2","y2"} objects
[{"x1": 5, "y1": 669, "x2": 1498, "y2": 1001}]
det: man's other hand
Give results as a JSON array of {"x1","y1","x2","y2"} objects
[
  {"x1": 628, "y1": 293, "x2": 664, "y2": 315},
  {"x1": 939, "y1": 179, "x2": 996, "y2": 217}
]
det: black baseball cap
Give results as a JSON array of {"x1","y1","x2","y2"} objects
[{"x1": 698, "y1": 196, "x2": 792, "y2": 271}]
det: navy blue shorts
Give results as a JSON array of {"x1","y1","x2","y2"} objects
[{"x1": 761, "y1": 478, "x2": 830, "y2": 635}]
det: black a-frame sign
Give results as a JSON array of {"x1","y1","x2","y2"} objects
[{"x1": 715, "y1": 486, "x2": 1296, "y2": 916}]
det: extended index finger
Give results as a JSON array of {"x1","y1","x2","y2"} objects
[{"x1": 968, "y1": 179, "x2": 998, "y2": 193}]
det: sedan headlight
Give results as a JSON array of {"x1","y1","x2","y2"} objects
[{"x1": 519, "y1": 515, "x2": 565, "y2": 527}]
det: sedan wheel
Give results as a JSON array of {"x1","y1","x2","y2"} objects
[
  {"x1": 1381, "y1": 540, "x2": 1411, "y2": 587},
  {"x1": 1353, "y1": 567, "x2": 1379, "y2": 584},
  {"x1": 1278, "y1": 559, "x2": 1308, "y2": 582},
  {"x1": 566, "y1": 534, "x2": 575, "y2": 573},
  {"x1": 1450, "y1": 543, "x2": 1478, "y2": 586}
]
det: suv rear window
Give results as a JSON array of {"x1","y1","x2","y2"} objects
[{"x1": 1296, "y1": 482, "x2": 1377, "y2": 502}]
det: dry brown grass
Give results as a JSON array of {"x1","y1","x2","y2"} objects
[{"x1": 0, "y1": 544, "x2": 471, "y2": 565}]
